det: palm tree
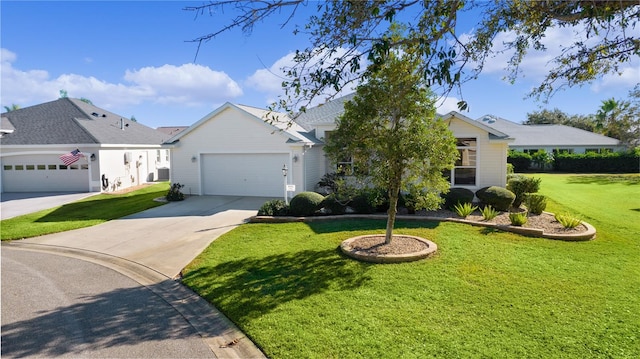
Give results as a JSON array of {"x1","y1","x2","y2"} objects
[{"x1": 3, "y1": 104, "x2": 20, "y2": 112}]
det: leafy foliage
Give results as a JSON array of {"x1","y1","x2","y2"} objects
[
  {"x1": 507, "y1": 150, "x2": 532, "y2": 172},
  {"x1": 554, "y1": 149, "x2": 640, "y2": 173},
  {"x1": 508, "y1": 211, "x2": 528, "y2": 226},
  {"x1": 480, "y1": 205, "x2": 499, "y2": 221},
  {"x1": 555, "y1": 212, "x2": 582, "y2": 229},
  {"x1": 188, "y1": 1, "x2": 639, "y2": 115},
  {"x1": 324, "y1": 43, "x2": 457, "y2": 243},
  {"x1": 507, "y1": 176, "x2": 541, "y2": 208},
  {"x1": 289, "y1": 191, "x2": 325, "y2": 216},
  {"x1": 524, "y1": 194, "x2": 547, "y2": 215},
  {"x1": 453, "y1": 202, "x2": 477, "y2": 219},
  {"x1": 257, "y1": 200, "x2": 289, "y2": 216},
  {"x1": 442, "y1": 187, "x2": 475, "y2": 209},
  {"x1": 476, "y1": 186, "x2": 516, "y2": 212},
  {"x1": 165, "y1": 183, "x2": 185, "y2": 201}
]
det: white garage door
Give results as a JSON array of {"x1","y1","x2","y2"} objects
[
  {"x1": 2, "y1": 155, "x2": 88, "y2": 192},
  {"x1": 202, "y1": 153, "x2": 288, "y2": 196}
]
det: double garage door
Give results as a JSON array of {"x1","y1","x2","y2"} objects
[
  {"x1": 2, "y1": 155, "x2": 88, "y2": 192},
  {"x1": 201, "y1": 153, "x2": 288, "y2": 197}
]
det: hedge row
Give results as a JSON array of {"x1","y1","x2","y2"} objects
[{"x1": 554, "y1": 150, "x2": 639, "y2": 173}]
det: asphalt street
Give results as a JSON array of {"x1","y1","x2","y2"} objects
[{"x1": 1, "y1": 247, "x2": 216, "y2": 358}]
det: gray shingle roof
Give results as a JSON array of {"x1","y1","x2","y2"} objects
[
  {"x1": 0, "y1": 98, "x2": 168, "y2": 145},
  {"x1": 477, "y1": 115, "x2": 621, "y2": 147},
  {"x1": 295, "y1": 93, "x2": 356, "y2": 130}
]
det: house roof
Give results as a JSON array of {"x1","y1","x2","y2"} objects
[
  {"x1": 439, "y1": 111, "x2": 512, "y2": 141},
  {"x1": 295, "y1": 93, "x2": 356, "y2": 130},
  {"x1": 477, "y1": 115, "x2": 621, "y2": 147},
  {"x1": 156, "y1": 126, "x2": 188, "y2": 137},
  {"x1": 0, "y1": 98, "x2": 169, "y2": 146},
  {"x1": 164, "y1": 102, "x2": 321, "y2": 145}
]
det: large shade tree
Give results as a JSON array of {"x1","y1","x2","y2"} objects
[
  {"x1": 186, "y1": 1, "x2": 639, "y2": 114},
  {"x1": 324, "y1": 43, "x2": 457, "y2": 244}
]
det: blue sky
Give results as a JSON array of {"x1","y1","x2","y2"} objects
[{"x1": 2, "y1": 1, "x2": 638, "y2": 129}]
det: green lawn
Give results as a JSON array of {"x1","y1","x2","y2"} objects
[
  {"x1": 1, "y1": 182, "x2": 169, "y2": 240},
  {"x1": 182, "y1": 174, "x2": 640, "y2": 358}
]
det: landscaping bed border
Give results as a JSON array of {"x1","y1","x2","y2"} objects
[{"x1": 249, "y1": 213, "x2": 596, "y2": 241}]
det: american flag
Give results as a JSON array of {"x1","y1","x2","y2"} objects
[{"x1": 60, "y1": 149, "x2": 85, "y2": 166}]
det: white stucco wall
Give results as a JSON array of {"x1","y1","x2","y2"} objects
[
  {"x1": 443, "y1": 116, "x2": 509, "y2": 190},
  {"x1": 169, "y1": 106, "x2": 307, "y2": 196}
]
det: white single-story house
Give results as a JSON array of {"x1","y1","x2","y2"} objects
[
  {"x1": 165, "y1": 94, "x2": 514, "y2": 198},
  {"x1": 0, "y1": 98, "x2": 172, "y2": 193},
  {"x1": 477, "y1": 115, "x2": 624, "y2": 154}
]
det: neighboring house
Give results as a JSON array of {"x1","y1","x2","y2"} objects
[
  {"x1": 477, "y1": 115, "x2": 624, "y2": 154},
  {"x1": 165, "y1": 94, "x2": 513, "y2": 198},
  {"x1": 0, "y1": 98, "x2": 171, "y2": 193},
  {"x1": 156, "y1": 126, "x2": 188, "y2": 137}
]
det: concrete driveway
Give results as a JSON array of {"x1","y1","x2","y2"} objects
[
  {"x1": 11, "y1": 195, "x2": 272, "y2": 279},
  {"x1": 1, "y1": 192, "x2": 98, "y2": 220}
]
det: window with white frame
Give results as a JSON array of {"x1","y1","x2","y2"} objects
[{"x1": 444, "y1": 137, "x2": 477, "y2": 186}]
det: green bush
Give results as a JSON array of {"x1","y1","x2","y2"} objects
[
  {"x1": 507, "y1": 176, "x2": 541, "y2": 208},
  {"x1": 480, "y1": 205, "x2": 499, "y2": 221},
  {"x1": 476, "y1": 186, "x2": 515, "y2": 211},
  {"x1": 524, "y1": 193, "x2": 547, "y2": 215},
  {"x1": 166, "y1": 183, "x2": 185, "y2": 201},
  {"x1": 509, "y1": 211, "x2": 528, "y2": 226},
  {"x1": 453, "y1": 202, "x2": 478, "y2": 218},
  {"x1": 507, "y1": 150, "x2": 532, "y2": 172},
  {"x1": 320, "y1": 194, "x2": 346, "y2": 215},
  {"x1": 554, "y1": 150, "x2": 640, "y2": 173},
  {"x1": 442, "y1": 187, "x2": 475, "y2": 209},
  {"x1": 289, "y1": 191, "x2": 325, "y2": 216},
  {"x1": 350, "y1": 191, "x2": 378, "y2": 214},
  {"x1": 257, "y1": 200, "x2": 289, "y2": 216}
]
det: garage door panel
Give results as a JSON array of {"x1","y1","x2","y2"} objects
[
  {"x1": 202, "y1": 153, "x2": 288, "y2": 196},
  {"x1": 2, "y1": 156, "x2": 88, "y2": 192}
]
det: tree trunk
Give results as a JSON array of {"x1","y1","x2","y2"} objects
[{"x1": 385, "y1": 183, "x2": 400, "y2": 244}]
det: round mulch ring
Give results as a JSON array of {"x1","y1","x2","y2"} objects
[{"x1": 340, "y1": 234, "x2": 437, "y2": 263}]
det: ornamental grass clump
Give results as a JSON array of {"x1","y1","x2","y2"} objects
[
  {"x1": 555, "y1": 212, "x2": 582, "y2": 229},
  {"x1": 509, "y1": 211, "x2": 528, "y2": 226},
  {"x1": 453, "y1": 202, "x2": 478, "y2": 218},
  {"x1": 480, "y1": 205, "x2": 499, "y2": 221}
]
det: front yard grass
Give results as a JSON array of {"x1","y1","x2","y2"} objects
[
  {"x1": 182, "y1": 174, "x2": 640, "y2": 358},
  {"x1": 1, "y1": 182, "x2": 169, "y2": 240}
]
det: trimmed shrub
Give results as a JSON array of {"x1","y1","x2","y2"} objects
[
  {"x1": 476, "y1": 186, "x2": 515, "y2": 211},
  {"x1": 554, "y1": 150, "x2": 640, "y2": 173},
  {"x1": 524, "y1": 193, "x2": 547, "y2": 215},
  {"x1": 320, "y1": 194, "x2": 347, "y2": 215},
  {"x1": 257, "y1": 200, "x2": 289, "y2": 216},
  {"x1": 507, "y1": 150, "x2": 532, "y2": 172},
  {"x1": 350, "y1": 192, "x2": 377, "y2": 214},
  {"x1": 289, "y1": 191, "x2": 325, "y2": 216},
  {"x1": 166, "y1": 183, "x2": 185, "y2": 201},
  {"x1": 507, "y1": 176, "x2": 541, "y2": 208},
  {"x1": 442, "y1": 187, "x2": 475, "y2": 209}
]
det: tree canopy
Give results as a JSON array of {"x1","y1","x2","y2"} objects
[
  {"x1": 186, "y1": 0, "x2": 639, "y2": 114},
  {"x1": 324, "y1": 44, "x2": 457, "y2": 243}
]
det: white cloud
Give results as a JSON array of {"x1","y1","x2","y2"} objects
[
  {"x1": 436, "y1": 96, "x2": 464, "y2": 115},
  {"x1": 245, "y1": 47, "x2": 362, "y2": 107},
  {"x1": 464, "y1": 25, "x2": 639, "y2": 92},
  {"x1": 0, "y1": 48, "x2": 243, "y2": 109}
]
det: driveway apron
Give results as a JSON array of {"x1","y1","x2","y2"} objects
[{"x1": 19, "y1": 195, "x2": 272, "y2": 279}]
